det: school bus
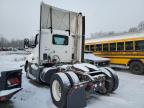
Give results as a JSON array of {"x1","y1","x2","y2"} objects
[{"x1": 85, "y1": 32, "x2": 144, "y2": 74}]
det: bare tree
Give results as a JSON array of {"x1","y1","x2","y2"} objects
[
  {"x1": 138, "y1": 21, "x2": 144, "y2": 32},
  {"x1": 128, "y1": 27, "x2": 138, "y2": 32},
  {"x1": 0, "y1": 37, "x2": 24, "y2": 49}
]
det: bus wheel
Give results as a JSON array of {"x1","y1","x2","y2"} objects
[{"x1": 129, "y1": 61, "x2": 144, "y2": 75}]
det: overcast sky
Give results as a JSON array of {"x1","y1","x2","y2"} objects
[{"x1": 0, "y1": 0, "x2": 144, "y2": 39}]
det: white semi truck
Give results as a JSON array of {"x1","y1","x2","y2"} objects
[{"x1": 24, "y1": 2, "x2": 119, "y2": 108}]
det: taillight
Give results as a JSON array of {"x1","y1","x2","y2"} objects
[{"x1": 7, "y1": 77, "x2": 20, "y2": 87}]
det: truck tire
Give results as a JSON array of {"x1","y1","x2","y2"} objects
[
  {"x1": 65, "y1": 71, "x2": 79, "y2": 86},
  {"x1": 99, "y1": 67, "x2": 119, "y2": 94},
  {"x1": 104, "y1": 67, "x2": 119, "y2": 92},
  {"x1": 40, "y1": 68, "x2": 58, "y2": 85},
  {"x1": 129, "y1": 61, "x2": 144, "y2": 75},
  {"x1": 50, "y1": 73, "x2": 70, "y2": 108}
]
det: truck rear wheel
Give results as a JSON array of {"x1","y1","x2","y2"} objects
[
  {"x1": 129, "y1": 61, "x2": 144, "y2": 75},
  {"x1": 99, "y1": 67, "x2": 119, "y2": 94},
  {"x1": 104, "y1": 67, "x2": 119, "y2": 92},
  {"x1": 65, "y1": 71, "x2": 79, "y2": 86},
  {"x1": 50, "y1": 73, "x2": 70, "y2": 108}
]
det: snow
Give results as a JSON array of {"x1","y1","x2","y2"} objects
[
  {"x1": 87, "y1": 71, "x2": 144, "y2": 108},
  {"x1": 73, "y1": 63, "x2": 99, "y2": 72},
  {"x1": 84, "y1": 53, "x2": 110, "y2": 62},
  {"x1": 73, "y1": 63, "x2": 90, "y2": 72},
  {"x1": 58, "y1": 65, "x2": 72, "y2": 69},
  {"x1": 31, "y1": 64, "x2": 38, "y2": 70},
  {"x1": 0, "y1": 51, "x2": 144, "y2": 108},
  {"x1": 0, "y1": 88, "x2": 21, "y2": 97},
  {"x1": 99, "y1": 68, "x2": 111, "y2": 77},
  {"x1": 0, "y1": 51, "x2": 26, "y2": 72}
]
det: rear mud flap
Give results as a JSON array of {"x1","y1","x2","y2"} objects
[{"x1": 67, "y1": 86, "x2": 86, "y2": 108}]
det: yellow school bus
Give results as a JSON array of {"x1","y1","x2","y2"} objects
[{"x1": 85, "y1": 32, "x2": 144, "y2": 74}]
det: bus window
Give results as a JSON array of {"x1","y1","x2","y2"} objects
[
  {"x1": 135, "y1": 40, "x2": 144, "y2": 51},
  {"x1": 103, "y1": 43, "x2": 109, "y2": 51},
  {"x1": 110, "y1": 43, "x2": 116, "y2": 51},
  {"x1": 96, "y1": 44, "x2": 102, "y2": 51},
  {"x1": 90, "y1": 45, "x2": 94, "y2": 51},
  {"x1": 85, "y1": 45, "x2": 89, "y2": 51},
  {"x1": 117, "y1": 42, "x2": 124, "y2": 51},
  {"x1": 125, "y1": 41, "x2": 133, "y2": 51}
]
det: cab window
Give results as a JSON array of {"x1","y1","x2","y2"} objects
[{"x1": 53, "y1": 35, "x2": 68, "y2": 45}]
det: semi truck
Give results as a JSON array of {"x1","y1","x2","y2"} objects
[{"x1": 24, "y1": 2, "x2": 119, "y2": 108}]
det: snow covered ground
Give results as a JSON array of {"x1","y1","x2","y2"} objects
[{"x1": 0, "y1": 52, "x2": 144, "y2": 108}]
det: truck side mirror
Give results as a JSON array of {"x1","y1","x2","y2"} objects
[
  {"x1": 24, "y1": 38, "x2": 29, "y2": 49},
  {"x1": 34, "y1": 33, "x2": 39, "y2": 47}
]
